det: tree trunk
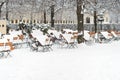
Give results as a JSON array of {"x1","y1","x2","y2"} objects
[
  {"x1": 6, "y1": 0, "x2": 9, "y2": 20},
  {"x1": 94, "y1": 10, "x2": 97, "y2": 33},
  {"x1": 44, "y1": 10, "x2": 46, "y2": 24},
  {"x1": 0, "y1": 2, "x2": 5, "y2": 19},
  {"x1": 76, "y1": 0, "x2": 84, "y2": 43},
  {"x1": 51, "y1": 5, "x2": 54, "y2": 27},
  {"x1": 94, "y1": 0, "x2": 97, "y2": 33}
]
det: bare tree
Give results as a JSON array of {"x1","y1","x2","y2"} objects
[
  {"x1": 0, "y1": 0, "x2": 5, "y2": 19},
  {"x1": 6, "y1": 0, "x2": 9, "y2": 20},
  {"x1": 76, "y1": 0, "x2": 84, "y2": 43},
  {"x1": 84, "y1": 0, "x2": 120, "y2": 32}
]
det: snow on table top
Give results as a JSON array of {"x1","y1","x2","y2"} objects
[
  {"x1": 10, "y1": 30, "x2": 22, "y2": 36},
  {"x1": 63, "y1": 29, "x2": 73, "y2": 33},
  {"x1": 48, "y1": 30, "x2": 62, "y2": 39},
  {"x1": 101, "y1": 31, "x2": 112, "y2": 39},
  {"x1": 62, "y1": 34, "x2": 74, "y2": 43},
  {"x1": 84, "y1": 31, "x2": 90, "y2": 40},
  {"x1": 36, "y1": 35, "x2": 49, "y2": 45},
  {"x1": 3, "y1": 35, "x2": 13, "y2": 42},
  {"x1": 3, "y1": 34, "x2": 22, "y2": 43},
  {"x1": 111, "y1": 31, "x2": 118, "y2": 37},
  {"x1": 31, "y1": 30, "x2": 50, "y2": 45},
  {"x1": 0, "y1": 38, "x2": 8, "y2": 43},
  {"x1": 32, "y1": 30, "x2": 43, "y2": 38}
]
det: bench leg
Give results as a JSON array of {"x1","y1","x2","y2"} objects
[
  {"x1": 5, "y1": 51, "x2": 11, "y2": 58},
  {"x1": 0, "y1": 52, "x2": 4, "y2": 58}
]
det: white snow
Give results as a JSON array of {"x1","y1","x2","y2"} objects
[
  {"x1": 111, "y1": 31, "x2": 118, "y2": 37},
  {"x1": 101, "y1": 31, "x2": 112, "y2": 39},
  {"x1": 0, "y1": 40, "x2": 120, "y2": 80},
  {"x1": 62, "y1": 34, "x2": 74, "y2": 43},
  {"x1": 84, "y1": 30, "x2": 91, "y2": 40}
]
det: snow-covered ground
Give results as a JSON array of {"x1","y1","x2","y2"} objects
[{"x1": 0, "y1": 41, "x2": 120, "y2": 80}]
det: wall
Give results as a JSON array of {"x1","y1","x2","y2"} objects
[{"x1": 0, "y1": 20, "x2": 7, "y2": 34}]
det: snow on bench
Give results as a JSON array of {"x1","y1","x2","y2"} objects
[
  {"x1": 111, "y1": 31, "x2": 118, "y2": 37},
  {"x1": 60, "y1": 33, "x2": 77, "y2": 48},
  {"x1": 63, "y1": 29, "x2": 73, "y2": 34},
  {"x1": 84, "y1": 31, "x2": 91, "y2": 40},
  {"x1": 48, "y1": 30, "x2": 61, "y2": 39},
  {"x1": 101, "y1": 31, "x2": 112, "y2": 39},
  {"x1": 31, "y1": 30, "x2": 52, "y2": 52},
  {"x1": 61, "y1": 34, "x2": 75, "y2": 43},
  {"x1": 0, "y1": 39, "x2": 9, "y2": 51},
  {"x1": 31, "y1": 30, "x2": 51, "y2": 45}
]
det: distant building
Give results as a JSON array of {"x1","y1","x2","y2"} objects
[
  {"x1": 1, "y1": 0, "x2": 111, "y2": 25},
  {"x1": 0, "y1": 20, "x2": 7, "y2": 34},
  {"x1": 7, "y1": 10, "x2": 110, "y2": 25}
]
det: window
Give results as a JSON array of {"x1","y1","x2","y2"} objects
[
  {"x1": 37, "y1": 20, "x2": 39, "y2": 23},
  {"x1": 15, "y1": 20, "x2": 18, "y2": 23},
  {"x1": 63, "y1": 20, "x2": 65, "y2": 23},
  {"x1": 27, "y1": 20, "x2": 29, "y2": 23},
  {"x1": 60, "y1": 20, "x2": 62, "y2": 23},
  {"x1": 2, "y1": 25, "x2": 4, "y2": 27},
  {"x1": 86, "y1": 17, "x2": 90, "y2": 23}
]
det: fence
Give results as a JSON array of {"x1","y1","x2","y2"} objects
[{"x1": 54, "y1": 24, "x2": 120, "y2": 32}]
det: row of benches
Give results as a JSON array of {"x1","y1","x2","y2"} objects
[{"x1": 1, "y1": 29, "x2": 120, "y2": 58}]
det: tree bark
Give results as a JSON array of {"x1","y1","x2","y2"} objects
[
  {"x1": 6, "y1": 0, "x2": 9, "y2": 20},
  {"x1": 76, "y1": 0, "x2": 84, "y2": 43},
  {"x1": 94, "y1": 0, "x2": 97, "y2": 33},
  {"x1": 0, "y1": 2, "x2": 5, "y2": 19},
  {"x1": 94, "y1": 10, "x2": 97, "y2": 33},
  {"x1": 44, "y1": 9, "x2": 46, "y2": 24},
  {"x1": 51, "y1": 5, "x2": 54, "y2": 27}
]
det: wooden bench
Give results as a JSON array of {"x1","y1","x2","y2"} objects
[{"x1": 0, "y1": 41, "x2": 14, "y2": 58}]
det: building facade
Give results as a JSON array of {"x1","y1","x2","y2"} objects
[
  {"x1": 1, "y1": 0, "x2": 111, "y2": 25},
  {"x1": 0, "y1": 20, "x2": 7, "y2": 34}
]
